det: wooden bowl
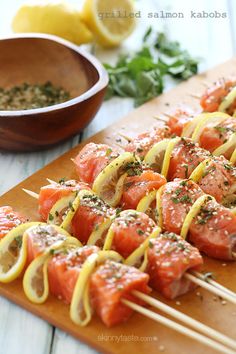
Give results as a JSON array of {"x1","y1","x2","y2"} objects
[{"x1": 0, "y1": 34, "x2": 108, "y2": 152}]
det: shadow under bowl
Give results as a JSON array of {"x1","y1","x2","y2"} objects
[{"x1": 0, "y1": 33, "x2": 109, "y2": 152}]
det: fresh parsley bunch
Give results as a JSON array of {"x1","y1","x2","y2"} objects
[{"x1": 103, "y1": 27, "x2": 199, "y2": 106}]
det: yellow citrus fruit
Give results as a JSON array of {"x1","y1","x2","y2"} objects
[
  {"x1": 81, "y1": 0, "x2": 136, "y2": 47},
  {"x1": 12, "y1": 1, "x2": 93, "y2": 46}
]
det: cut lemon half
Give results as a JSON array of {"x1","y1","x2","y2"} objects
[
  {"x1": 81, "y1": 0, "x2": 136, "y2": 47},
  {"x1": 144, "y1": 139, "x2": 170, "y2": 172},
  {"x1": 0, "y1": 222, "x2": 42, "y2": 283},
  {"x1": 93, "y1": 152, "x2": 136, "y2": 207},
  {"x1": 191, "y1": 112, "x2": 230, "y2": 143},
  {"x1": 12, "y1": 1, "x2": 93, "y2": 45}
]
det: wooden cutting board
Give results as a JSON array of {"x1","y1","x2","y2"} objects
[{"x1": 1, "y1": 58, "x2": 236, "y2": 354}]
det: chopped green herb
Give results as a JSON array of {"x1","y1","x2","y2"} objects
[{"x1": 48, "y1": 213, "x2": 54, "y2": 221}]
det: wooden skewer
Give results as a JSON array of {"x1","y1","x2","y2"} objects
[
  {"x1": 184, "y1": 273, "x2": 236, "y2": 305},
  {"x1": 114, "y1": 142, "x2": 125, "y2": 149},
  {"x1": 118, "y1": 133, "x2": 132, "y2": 142},
  {"x1": 71, "y1": 158, "x2": 75, "y2": 163},
  {"x1": 121, "y1": 299, "x2": 234, "y2": 354},
  {"x1": 153, "y1": 115, "x2": 167, "y2": 122},
  {"x1": 189, "y1": 93, "x2": 201, "y2": 99},
  {"x1": 132, "y1": 290, "x2": 236, "y2": 351},
  {"x1": 22, "y1": 188, "x2": 39, "y2": 200},
  {"x1": 46, "y1": 178, "x2": 57, "y2": 184},
  {"x1": 192, "y1": 271, "x2": 236, "y2": 298},
  {"x1": 161, "y1": 112, "x2": 173, "y2": 118},
  {"x1": 22, "y1": 187, "x2": 236, "y2": 302}
]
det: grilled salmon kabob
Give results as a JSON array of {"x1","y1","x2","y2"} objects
[
  {"x1": 22, "y1": 179, "x2": 236, "y2": 305},
  {"x1": 74, "y1": 139, "x2": 236, "y2": 210},
  {"x1": 72, "y1": 144, "x2": 236, "y2": 262},
  {"x1": 1, "y1": 208, "x2": 235, "y2": 353},
  {"x1": 160, "y1": 79, "x2": 236, "y2": 161}
]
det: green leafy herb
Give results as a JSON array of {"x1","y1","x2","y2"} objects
[
  {"x1": 104, "y1": 28, "x2": 199, "y2": 106},
  {"x1": 48, "y1": 213, "x2": 54, "y2": 221}
]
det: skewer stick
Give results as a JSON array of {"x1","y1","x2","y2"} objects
[
  {"x1": 184, "y1": 273, "x2": 236, "y2": 305},
  {"x1": 189, "y1": 93, "x2": 201, "y2": 99},
  {"x1": 114, "y1": 142, "x2": 125, "y2": 149},
  {"x1": 118, "y1": 133, "x2": 132, "y2": 142},
  {"x1": 192, "y1": 271, "x2": 236, "y2": 298},
  {"x1": 22, "y1": 188, "x2": 39, "y2": 200},
  {"x1": 46, "y1": 178, "x2": 57, "y2": 184},
  {"x1": 132, "y1": 290, "x2": 236, "y2": 351},
  {"x1": 153, "y1": 116, "x2": 167, "y2": 122},
  {"x1": 121, "y1": 299, "x2": 234, "y2": 354},
  {"x1": 161, "y1": 112, "x2": 173, "y2": 118}
]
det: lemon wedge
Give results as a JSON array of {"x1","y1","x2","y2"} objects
[
  {"x1": 0, "y1": 222, "x2": 42, "y2": 283},
  {"x1": 81, "y1": 0, "x2": 136, "y2": 47},
  {"x1": 93, "y1": 152, "x2": 136, "y2": 207},
  {"x1": 12, "y1": 1, "x2": 93, "y2": 45}
]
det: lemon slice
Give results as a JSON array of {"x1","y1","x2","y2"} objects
[
  {"x1": 87, "y1": 217, "x2": 114, "y2": 246},
  {"x1": 180, "y1": 195, "x2": 213, "y2": 239},
  {"x1": 136, "y1": 190, "x2": 158, "y2": 213},
  {"x1": 189, "y1": 158, "x2": 212, "y2": 183},
  {"x1": 181, "y1": 114, "x2": 207, "y2": 138},
  {"x1": 213, "y1": 132, "x2": 236, "y2": 157},
  {"x1": 48, "y1": 192, "x2": 77, "y2": 227},
  {"x1": 23, "y1": 236, "x2": 80, "y2": 304},
  {"x1": 144, "y1": 139, "x2": 170, "y2": 172},
  {"x1": 0, "y1": 222, "x2": 42, "y2": 283},
  {"x1": 191, "y1": 112, "x2": 230, "y2": 143},
  {"x1": 125, "y1": 227, "x2": 161, "y2": 271},
  {"x1": 218, "y1": 87, "x2": 236, "y2": 112},
  {"x1": 23, "y1": 252, "x2": 51, "y2": 304},
  {"x1": 136, "y1": 190, "x2": 158, "y2": 222},
  {"x1": 230, "y1": 148, "x2": 236, "y2": 165},
  {"x1": 156, "y1": 186, "x2": 164, "y2": 228},
  {"x1": 161, "y1": 137, "x2": 181, "y2": 178},
  {"x1": 93, "y1": 152, "x2": 136, "y2": 207},
  {"x1": 70, "y1": 250, "x2": 123, "y2": 326},
  {"x1": 81, "y1": 0, "x2": 135, "y2": 47},
  {"x1": 12, "y1": 1, "x2": 93, "y2": 45}
]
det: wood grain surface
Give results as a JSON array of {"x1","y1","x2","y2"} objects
[{"x1": 0, "y1": 58, "x2": 236, "y2": 354}]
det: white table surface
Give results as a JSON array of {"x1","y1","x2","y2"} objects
[{"x1": 0, "y1": 1, "x2": 235, "y2": 353}]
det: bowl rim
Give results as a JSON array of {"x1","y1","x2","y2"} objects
[{"x1": 0, "y1": 33, "x2": 109, "y2": 117}]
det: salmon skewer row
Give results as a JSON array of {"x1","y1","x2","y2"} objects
[
  {"x1": 74, "y1": 139, "x2": 236, "y2": 207},
  {"x1": 25, "y1": 178, "x2": 236, "y2": 261},
  {"x1": 21, "y1": 181, "x2": 236, "y2": 304},
  {"x1": 200, "y1": 78, "x2": 236, "y2": 114},
  {"x1": 22, "y1": 243, "x2": 236, "y2": 353},
  {"x1": 1, "y1": 207, "x2": 236, "y2": 353}
]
